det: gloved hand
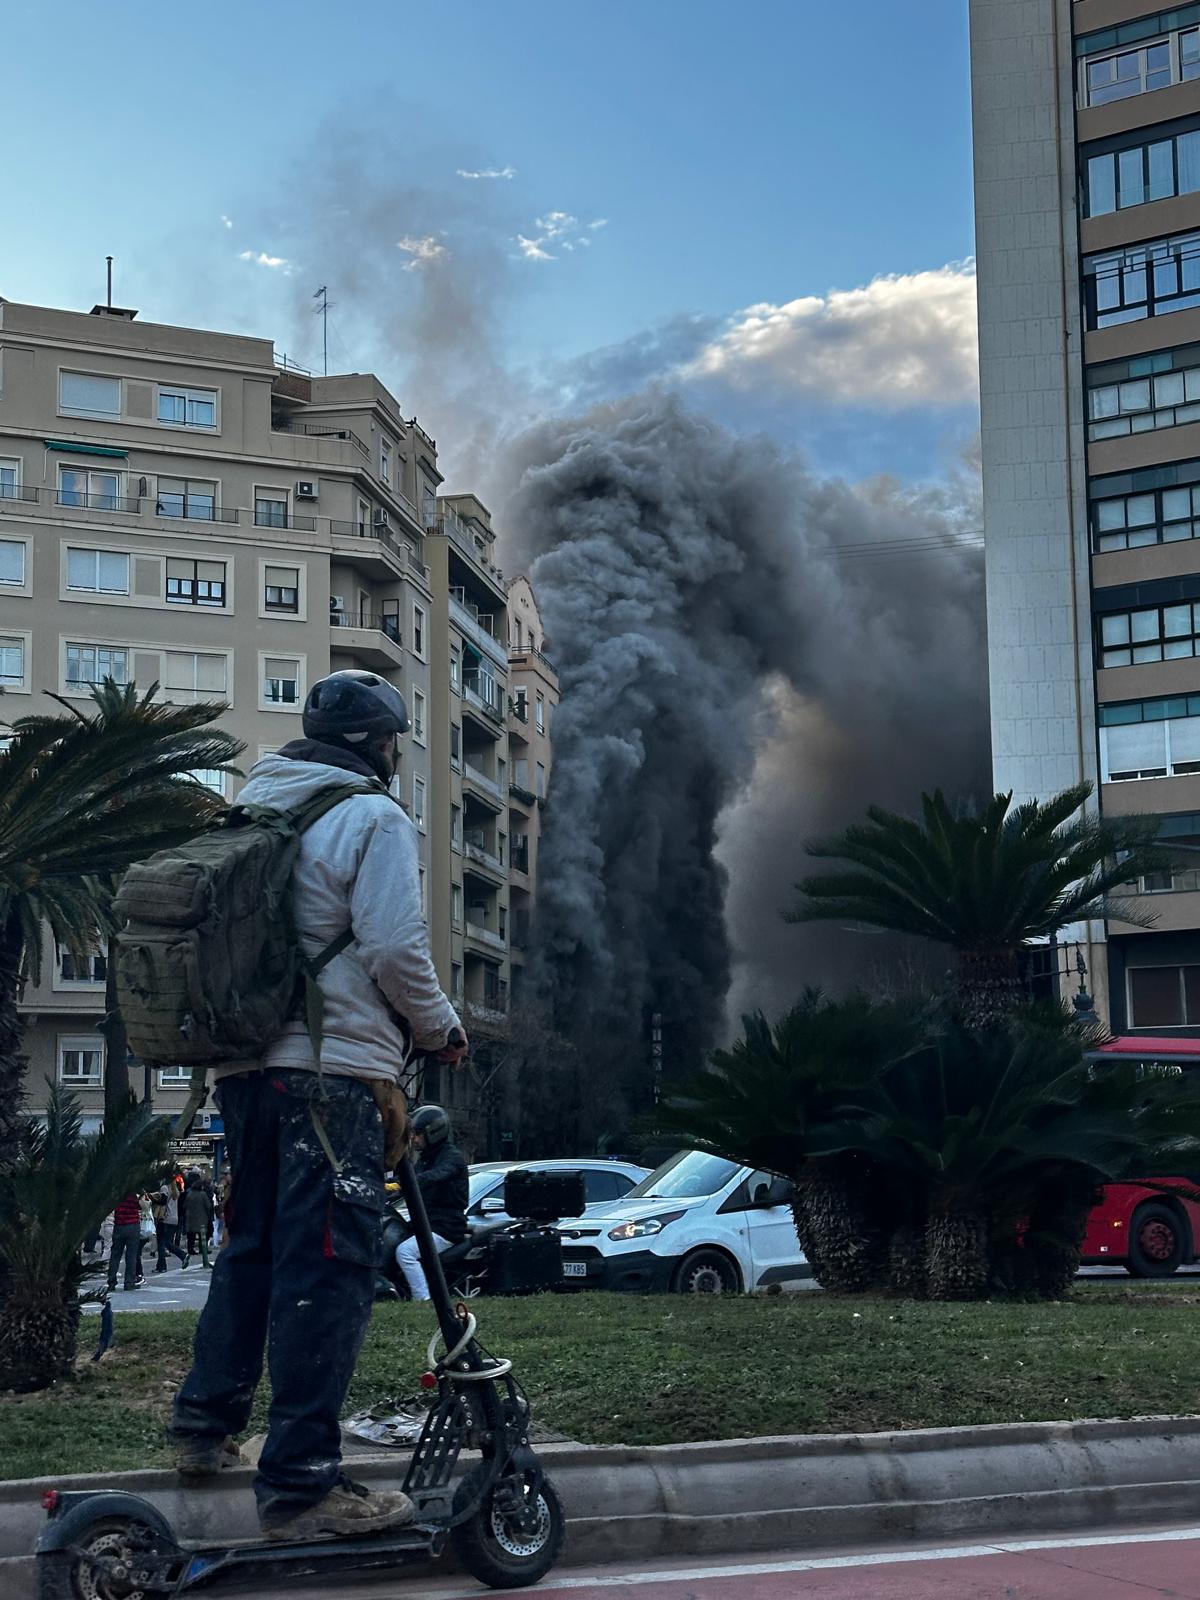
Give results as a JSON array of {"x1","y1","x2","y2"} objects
[{"x1": 369, "y1": 1080, "x2": 409, "y2": 1169}]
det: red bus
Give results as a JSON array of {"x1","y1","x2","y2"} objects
[{"x1": 1082, "y1": 1036, "x2": 1200, "y2": 1277}]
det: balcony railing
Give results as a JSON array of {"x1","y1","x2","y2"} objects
[
  {"x1": 510, "y1": 844, "x2": 530, "y2": 875},
  {"x1": 464, "y1": 762, "x2": 503, "y2": 798},
  {"x1": 465, "y1": 921, "x2": 506, "y2": 951},
  {"x1": 509, "y1": 642, "x2": 559, "y2": 676},
  {"x1": 330, "y1": 610, "x2": 402, "y2": 644},
  {"x1": 463, "y1": 673, "x2": 506, "y2": 724},
  {"x1": 509, "y1": 781, "x2": 536, "y2": 807},
  {"x1": 0, "y1": 485, "x2": 39, "y2": 505},
  {"x1": 279, "y1": 423, "x2": 371, "y2": 459},
  {"x1": 56, "y1": 490, "x2": 143, "y2": 514},
  {"x1": 155, "y1": 501, "x2": 240, "y2": 525},
  {"x1": 255, "y1": 510, "x2": 317, "y2": 532},
  {"x1": 465, "y1": 840, "x2": 505, "y2": 873}
]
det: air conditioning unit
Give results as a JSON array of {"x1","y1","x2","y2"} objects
[
  {"x1": 330, "y1": 595, "x2": 346, "y2": 613},
  {"x1": 374, "y1": 509, "x2": 390, "y2": 529},
  {"x1": 296, "y1": 479, "x2": 318, "y2": 500}
]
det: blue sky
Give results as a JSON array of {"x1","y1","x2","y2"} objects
[{"x1": 1, "y1": 0, "x2": 979, "y2": 481}]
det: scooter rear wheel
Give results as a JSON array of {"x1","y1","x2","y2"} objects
[
  {"x1": 39, "y1": 1516, "x2": 174, "y2": 1600},
  {"x1": 450, "y1": 1464, "x2": 565, "y2": 1589}
]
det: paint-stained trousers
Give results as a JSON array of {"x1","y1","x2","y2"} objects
[{"x1": 171, "y1": 1069, "x2": 385, "y2": 1525}]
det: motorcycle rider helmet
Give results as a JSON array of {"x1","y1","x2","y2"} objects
[
  {"x1": 302, "y1": 669, "x2": 409, "y2": 782},
  {"x1": 410, "y1": 1104, "x2": 451, "y2": 1148}
]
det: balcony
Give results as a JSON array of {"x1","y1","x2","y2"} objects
[
  {"x1": 155, "y1": 501, "x2": 239, "y2": 525},
  {"x1": 451, "y1": 593, "x2": 508, "y2": 670},
  {"x1": 462, "y1": 672, "x2": 506, "y2": 732},
  {"x1": 255, "y1": 509, "x2": 317, "y2": 533},
  {"x1": 509, "y1": 781, "x2": 536, "y2": 811},
  {"x1": 56, "y1": 490, "x2": 143, "y2": 515},
  {"x1": 509, "y1": 642, "x2": 559, "y2": 678},
  {"x1": 465, "y1": 920, "x2": 506, "y2": 952},
  {"x1": 329, "y1": 609, "x2": 404, "y2": 671},
  {"x1": 464, "y1": 839, "x2": 505, "y2": 880},
  {"x1": 0, "y1": 485, "x2": 40, "y2": 508},
  {"x1": 273, "y1": 422, "x2": 370, "y2": 459},
  {"x1": 510, "y1": 842, "x2": 530, "y2": 876},
  {"x1": 463, "y1": 763, "x2": 505, "y2": 810}
]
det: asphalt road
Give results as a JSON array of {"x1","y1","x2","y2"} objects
[
  {"x1": 80, "y1": 1250, "x2": 214, "y2": 1314},
  {"x1": 235, "y1": 1526, "x2": 1200, "y2": 1599}
]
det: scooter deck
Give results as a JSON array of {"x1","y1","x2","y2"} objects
[{"x1": 174, "y1": 1522, "x2": 445, "y2": 1590}]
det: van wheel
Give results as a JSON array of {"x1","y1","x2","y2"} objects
[
  {"x1": 1128, "y1": 1203, "x2": 1187, "y2": 1278},
  {"x1": 672, "y1": 1249, "x2": 739, "y2": 1294}
]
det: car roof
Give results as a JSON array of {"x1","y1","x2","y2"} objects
[{"x1": 469, "y1": 1159, "x2": 648, "y2": 1175}]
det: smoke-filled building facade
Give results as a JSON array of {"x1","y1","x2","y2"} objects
[
  {"x1": 0, "y1": 295, "x2": 550, "y2": 1147},
  {"x1": 971, "y1": 0, "x2": 1200, "y2": 1034}
]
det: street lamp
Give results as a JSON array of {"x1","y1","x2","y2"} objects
[{"x1": 1071, "y1": 949, "x2": 1100, "y2": 1029}]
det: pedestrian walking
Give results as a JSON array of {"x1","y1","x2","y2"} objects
[
  {"x1": 183, "y1": 1179, "x2": 215, "y2": 1269},
  {"x1": 154, "y1": 1184, "x2": 187, "y2": 1271},
  {"x1": 107, "y1": 1192, "x2": 142, "y2": 1291}
]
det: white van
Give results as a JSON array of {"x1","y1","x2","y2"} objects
[{"x1": 556, "y1": 1149, "x2": 809, "y2": 1294}]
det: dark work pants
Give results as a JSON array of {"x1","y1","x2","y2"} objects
[
  {"x1": 157, "y1": 1221, "x2": 186, "y2": 1270},
  {"x1": 171, "y1": 1070, "x2": 384, "y2": 1526},
  {"x1": 107, "y1": 1223, "x2": 141, "y2": 1289}
]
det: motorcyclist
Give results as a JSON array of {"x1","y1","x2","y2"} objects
[
  {"x1": 394, "y1": 1105, "x2": 469, "y2": 1300},
  {"x1": 169, "y1": 670, "x2": 468, "y2": 1541}
]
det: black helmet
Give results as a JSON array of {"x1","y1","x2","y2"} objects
[
  {"x1": 303, "y1": 669, "x2": 410, "y2": 742},
  {"x1": 411, "y1": 1104, "x2": 451, "y2": 1147}
]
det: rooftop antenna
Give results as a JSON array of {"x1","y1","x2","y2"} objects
[
  {"x1": 106, "y1": 256, "x2": 113, "y2": 310},
  {"x1": 313, "y1": 285, "x2": 330, "y2": 375}
]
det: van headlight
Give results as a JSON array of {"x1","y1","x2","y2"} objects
[{"x1": 608, "y1": 1211, "x2": 684, "y2": 1241}]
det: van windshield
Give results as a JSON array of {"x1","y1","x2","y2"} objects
[{"x1": 626, "y1": 1150, "x2": 739, "y2": 1200}]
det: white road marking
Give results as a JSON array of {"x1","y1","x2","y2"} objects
[{"x1": 389, "y1": 1525, "x2": 1200, "y2": 1596}]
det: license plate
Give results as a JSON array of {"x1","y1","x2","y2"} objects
[{"x1": 562, "y1": 1262, "x2": 588, "y2": 1278}]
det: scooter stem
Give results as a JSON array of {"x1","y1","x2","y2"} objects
[{"x1": 394, "y1": 1154, "x2": 475, "y2": 1362}]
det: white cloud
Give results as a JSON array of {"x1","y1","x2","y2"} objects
[
  {"x1": 684, "y1": 261, "x2": 979, "y2": 409},
  {"x1": 238, "y1": 249, "x2": 291, "y2": 272},
  {"x1": 397, "y1": 234, "x2": 447, "y2": 271},
  {"x1": 457, "y1": 165, "x2": 516, "y2": 180},
  {"x1": 515, "y1": 211, "x2": 610, "y2": 263},
  {"x1": 220, "y1": 215, "x2": 233, "y2": 230}
]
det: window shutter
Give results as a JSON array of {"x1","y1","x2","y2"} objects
[
  {"x1": 1103, "y1": 719, "x2": 1168, "y2": 777},
  {"x1": 1169, "y1": 716, "x2": 1200, "y2": 769},
  {"x1": 133, "y1": 650, "x2": 161, "y2": 687},
  {"x1": 125, "y1": 381, "x2": 153, "y2": 419}
]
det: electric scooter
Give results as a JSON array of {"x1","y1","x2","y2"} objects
[{"x1": 33, "y1": 1156, "x2": 571, "y2": 1597}]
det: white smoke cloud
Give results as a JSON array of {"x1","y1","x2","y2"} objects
[
  {"x1": 238, "y1": 249, "x2": 292, "y2": 272},
  {"x1": 684, "y1": 261, "x2": 979, "y2": 409},
  {"x1": 458, "y1": 165, "x2": 517, "y2": 180}
]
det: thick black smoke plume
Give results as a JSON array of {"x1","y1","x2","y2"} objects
[{"x1": 501, "y1": 396, "x2": 988, "y2": 1109}]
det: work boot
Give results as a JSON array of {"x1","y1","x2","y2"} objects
[
  {"x1": 261, "y1": 1476, "x2": 416, "y2": 1540},
  {"x1": 175, "y1": 1435, "x2": 243, "y2": 1478}
]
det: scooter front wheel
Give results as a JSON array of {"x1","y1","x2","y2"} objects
[{"x1": 450, "y1": 1464, "x2": 565, "y2": 1589}]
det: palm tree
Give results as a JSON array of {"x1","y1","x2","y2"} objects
[
  {"x1": 790, "y1": 783, "x2": 1170, "y2": 1025},
  {"x1": 653, "y1": 992, "x2": 922, "y2": 1291},
  {"x1": 0, "y1": 681, "x2": 243, "y2": 1161},
  {"x1": 0, "y1": 1084, "x2": 169, "y2": 1390}
]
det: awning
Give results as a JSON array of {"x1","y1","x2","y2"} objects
[
  {"x1": 44, "y1": 438, "x2": 128, "y2": 458},
  {"x1": 1093, "y1": 1035, "x2": 1200, "y2": 1063}
]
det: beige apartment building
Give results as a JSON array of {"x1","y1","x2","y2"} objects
[
  {"x1": 0, "y1": 295, "x2": 554, "y2": 1151},
  {"x1": 972, "y1": 0, "x2": 1200, "y2": 1033}
]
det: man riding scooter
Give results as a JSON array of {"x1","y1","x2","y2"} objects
[
  {"x1": 168, "y1": 670, "x2": 468, "y2": 1542},
  {"x1": 394, "y1": 1105, "x2": 469, "y2": 1299}
]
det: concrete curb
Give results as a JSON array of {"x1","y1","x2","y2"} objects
[{"x1": 4, "y1": 1415, "x2": 1200, "y2": 1594}]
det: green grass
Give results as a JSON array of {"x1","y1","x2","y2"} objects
[{"x1": 4, "y1": 1287, "x2": 1200, "y2": 1480}]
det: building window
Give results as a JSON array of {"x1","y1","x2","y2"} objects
[
  {"x1": 59, "y1": 1036, "x2": 104, "y2": 1085},
  {"x1": 58, "y1": 944, "x2": 107, "y2": 984},
  {"x1": 67, "y1": 643, "x2": 127, "y2": 688},
  {"x1": 157, "y1": 385, "x2": 217, "y2": 429},
  {"x1": 0, "y1": 541, "x2": 24, "y2": 585},
  {"x1": 512, "y1": 832, "x2": 529, "y2": 873},
  {"x1": 59, "y1": 467, "x2": 122, "y2": 511},
  {"x1": 158, "y1": 1065, "x2": 192, "y2": 1084},
  {"x1": 413, "y1": 774, "x2": 426, "y2": 828},
  {"x1": 264, "y1": 564, "x2": 300, "y2": 613},
  {"x1": 357, "y1": 497, "x2": 370, "y2": 535},
  {"x1": 263, "y1": 656, "x2": 300, "y2": 706},
  {"x1": 1085, "y1": 127, "x2": 1200, "y2": 219},
  {"x1": 59, "y1": 371, "x2": 120, "y2": 418},
  {"x1": 513, "y1": 686, "x2": 528, "y2": 722},
  {"x1": 536, "y1": 693, "x2": 545, "y2": 733},
  {"x1": 66, "y1": 548, "x2": 129, "y2": 595},
  {"x1": 1085, "y1": 233, "x2": 1200, "y2": 329},
  {"x1": 451, "y1": 961, "x2": 463, "y2": 1002},
  {"x1": 413, "y1": 604, "x2": 426, "y2": 659},
  {"x1": 157, "y1": 477, "x2": 216, "y2": 521},
  {"x1": 451, "y1": 803, "x2": 462, "y2": 848},
  {"x1": 0, "y1": 637, "x2": 24, "y2": 687},
  {"x1": 1099, "y1": 603, "x2": 1200, "y2": 666},
  {"x1": 381, "y1": 439, "x2": 392, "y2": 486},
  {"x1": 167, "y1": 557, "x2": 226, "y2": 607},
  {"x1": 1084, "y1": 39, "x2": 1172, "y2": 105},
  {"x1": 1129, "y1": 964, "x2": 1200, "y2": 1026},
  {"x1": 536, "y1": 760, "x2": 547, "y2": 798},
  {"x1": 164, "y1": 650, "x2": 227, "y2": 704},
  {"x1": 450, "y1": 649, "x2": 460, "y2": 691},
  {"x1": 1088, "y1": 357, "x2": 1200, "y2": 440},
  {"x1": 1100, "y1": 698, "x2": 1200, "y2": 779},
  {"x1": 255, "y1": 493, "x2": 288, "y2": 529},
  {"x1": 1091, "y1": 480, "x2": 1200, "y2": 551},
  {"x1": 187, "y1": 769, "x2": 227, "y2": 795},
  {"x1": 412, "y1": 688, "x2": 426, "y2": 744},
  {"x1": 0, "y1": 460, "x2": 20, "y2": 499},
  {"x1": 450, "y1": 723, "x2": 461, "y2": 764},
  {"x1": 451, "y1": 883, "x2": 463, "y2": 927}
]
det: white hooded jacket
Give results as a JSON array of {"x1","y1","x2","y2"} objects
[{"x1": 214, "y1": 752, "x2": 461, "y2": 1085}]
